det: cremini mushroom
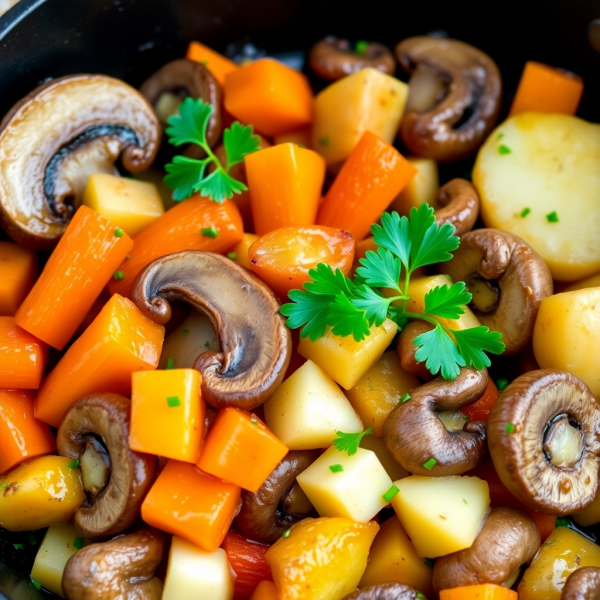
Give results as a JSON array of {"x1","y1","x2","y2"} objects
[
  {"x1": 0, "y1": 75, "x2": 160, "y2": 249},
  {"x1": 309, "y1": 37, "x2": 396, "y2": 81},
  {"x1": 131, "y1": 250, "x2": 291, "y2": 410},
  {"x1": 433, "y1": 507, "x2": 541, "y2": 593},
  {"x1": 343, "y1": 582, "x2": 423, "y2": 600},
  {"x1": 383, "y1": 367, "x2": 488, "y2": 476},
  {"x1": 396, "y1": 36, "x2": 502, "y2": 162},
  {"x1": 488, "y1": 369, "x2": 600, "y2": 515},
  {"x1": 62, "y1": 528, "x2": 164, "y2": 600},
  {"x1": 397, "y1": 320, "x2": 435, "y2": 381},
  {"x1": 57, "y1": 393, "x2": 157, "y2": 540},
  {"x1": 561, "y1": 567, "x2": 600, "y2": 600},
  {"x1": 236, "y1": 450, "x2": 318, "y2": 543},
  {"x1": 440, "y1": 229, "x2": 553, "y2": 356},
  {"x1": 434, "y1": 178, "x2": 480, "y2": 237}
]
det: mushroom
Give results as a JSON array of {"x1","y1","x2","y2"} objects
[
  {"x1": 140, "y1": 59, "x2": 222, "y2": 147},
  {"x1": 383, "y1": 367, "x2": 488, "y2": 476},
  {"x1": 57, "y1": 393, "x2": 157, "y2": 540},
  {"x1": 343, "y1": 582, "x2": 423, "y2": 600},
  {"x1": 62, "y1": 528, "x2": 164, "y2": 600},
  {"x1": 432, "y1": 507, "x2": 541, "y2": 593},
  {"x1": 434, "y1": 178, "x2": 480, "y2": 237},
  {"x1": 488, "y1": 369, "x2": 600, "y2": 515},
  {"x1": 397, "y1": 320, "x2": 435, "y2": 381},
  {"x1": 440, "y1": 229, "x2": 553, "y2": 356},
  {"x1": 561, "y1": 567, "x2": 600, "y2": 600},
  {"x1": 0, "y1": 74, "x2": 160, "y2": 249},
  {"x1": 236, "y1": 450, "x2": 318, "y2": 543},
  {"x1": 396, "y1": 36, "x2": 502, "y2": 162},
  {"x1": 131, "y1": 250, "x2": 291, "y2": 410}
]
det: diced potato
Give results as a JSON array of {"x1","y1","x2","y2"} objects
[
  {"x1": 266, "y1": 517, "x2": 379, "y2": 600},
  {"x1": 297, "y1": 446, "x2": 393, "y2": 522},
  {"x1": 83, "y1": 173, "x2": 164, "y2": 237},
  {"x1": 573, "y1": 488, "x2": 600, "y2": 527},
  {"x1": 391, "y1": 475, "x2": 490, "y2": 558},
  {"x1": 251, "y1": 581, "x2": 278, "y2": 600},
  {"x1": 533, "y1": 288, "x2": 600, "y2": 396},
  {"x1": 474, "y1": 113, "x2": 600, "y2": 281},
  {"x1": 264, "y1": 360, "x2": 363, "y2": 449},
  {"x1": 298, "y1": 319, "x2": 398, "y2": 390},
  {"x1": 360, "y1": 435, "x2": 409, "y2": 481},
  {"x1": 360, "y1": 516, "x2": 433, "y2": 596},
  {"x1": 518, "y1": 527, "x2": 600, "y2": 600},
  {"x1": 391, "y1": 158, "x2": 439, "y2": 216},
  {"x1": 563, "y1": 273, "x2": 600, "y2": 293},
  {"x1": 312, "y1": 68, "x2": 408, "y2": 170},
  {"x1": 231, "y1": 233, "x2": 259, "y2": 270},
  {"x1": 162, "y1": 536, "x2": 234, "y2": 600}
]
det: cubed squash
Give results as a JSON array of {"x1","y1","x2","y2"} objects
[
  {"x1": 0, "y1": 241, "x2": 37, "y2": 316},
  {"x1": 391, "y1": 158, "x2": 439, "y2": 216},
  {"x1": 186, "y1": 41, "x2": 238, "y2": 86}
]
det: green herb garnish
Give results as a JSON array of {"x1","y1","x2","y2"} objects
[
  {"x1": 318, "y1": 136, "x2": 330, "y2": 146},
  {"x1": 182, "y1": 329, "x2": 189, "y2": 336},
  {"x1": 282, "y1": 529, "x2": 291, "y2": 538},
  {"x1": 227, "y1": 252, "x2": 238, "y2": 260},
  {"x1": 424, "y1": 558, "x2": 435, "y2": 569},
  {"x1": 167, "y1": 396, "x2": 181, "y2": 408},
  {"x1": 201, "y1": 226, "x2": 218, "y2": 238},
  {"x1": 498, "y1": 144, "x2": 511, "y2": 155},
  {"x1": 355, "y1": 40, "x2": 369, "y2": 54},
  {"x1": 497, "y1": 133, "x2": 504, "y2": 140},
  {"x1": 13, "y1": 543, "x2": 23, "y2": 550},
  {"x1": 423, "y1": 458, "x2": 437, "y2": 470},
  {"x1": 400, "y1": 393, "x2": 411, "y2": 403},
  {"x1": 546, "y1": 211, "x2": 559, "y2": 223},
  {"x1": 73, "y1": 537, "x2": 84, "y2": 550},
  {"x1": 250, "y1": 418, "x2": 258, "y2": 425},
  {"x1": 556, "y1": 517, "x2": 570, "y2": 528},
  {"x1": 29, "y1": 532, "x2": 37, "y2": 546},
  {"x1": 113, "y1": 270, "x2": 125, "y2": 281},
  {"x1": 333, "y1": 428, "x2": 374, "y2": 456},
  {"x1": 505, "y1": 423, "x2": 515, "y2": 434},
  {"x1": 417, "y1": 593, "x2": 425, "y2": 600},
  {"x1": 496, "y1": 378, "x2": 509, "y2": 392},
  {"x1": 463, "y1": 498, "x2": 468, "y2": 504},
  {"x1": 382, "y1": 485, "x2": 399, "y2": 502},
  {"x1": 520, "y1": 208, "x2": 531, "y2": 218},
  {"x1": 166, "y1": 357, "x2": 176, "y2": 370},
  {"x1": 31, "y1": 580, "x2": 41, "y2": 591},
  {"x1": 67, "y1": 459, "x2": 80, "y2": 469},
  {"x1": 0, "y1": 481, "x2": 7, "y2": 488},
  {"x1": 114, "y1": 228, "x2": 124, "y2": 237},
  {"x1": 125, "y1": 254, "x2": 130, "y2": 260},
  {"x1": 204, "y1": 341, "x2": 211, "y2": 348},
  {"x1": 329, "y1": 464, "x2": 344, "y2": 473}
]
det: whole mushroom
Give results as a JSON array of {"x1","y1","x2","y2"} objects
[
  {"x1": 561, "y1": 567, "x2": 600, "y2": 600},
  {"x1": 343, "y1": 582, "x2": 424, "y2": 600},
  {"x1": 434, "y1": 178, "x2": 481, "y2": 237}
]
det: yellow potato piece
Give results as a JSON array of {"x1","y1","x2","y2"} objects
[
  {"x1": 474, "y1": 113, "x2": 600, "y2": 281},
  {"x1": 562, "y1": 273, "x2": 600, "y2": 293},
  {"x1": 391, "y1": 158, "x2": 439, "y2": 216},
  {"x1": 573, "y1": 488, "x2": 600, "y2": 527},
  {"x1": 359, "y1": 434, "x2": 409, "y2": 482}
]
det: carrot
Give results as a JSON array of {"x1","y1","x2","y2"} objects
[
  {"x1": 224, "y1": 59, "x2": 313, "y2": 136},
  {"x1": 35, "y1": 294, "x2": 164, "y2": 427},
  {"x1": 15, "y1": 206, "x2": 133, "y2": 350},
  {"x1": 0, "y1": 241, "x2": 38, "y2": 316},
  {"x1": 250, "y1": 581, "x2": 278, "y2": 600},
  {"x1": 509, "y1": 61, "x2": 584, "y2": 117},
  {"x1": 107, "y1": 195, "x2": 243, "y2": 297},
  {"x1": 0, "y1": 390, "x2": 55, "y2": 474},
  {"x1": 221, "y1": 530, "x2": 273, "y2": 600},
  {"x1": 317, "y1": 131, "x2": 417, "y2": 241},
  {"x1": 0, "y1": 317, "x2": 48, "y2": 390},
  {"x1": 141, "y1": 459, "x2": 241, "y2": 552},
  {"x1": 248, "y1": 225, "x2": 354, "y2": 298},
  {"x1": 231, "y1": 233, "x2": 259, "y2": 270},
  {"x1": 440, "y1": 583, "x2": 517, "y2": 600},
  {"x1": 245, "y1": 143, "x2": 326, "y2": 235},
  {"x1": 186, "y1": 41, "x2": 238, "y2": 86},
  {"x1": 461, "y1": 379, "x2": 499, "y2": 421},
  {"x1": 197, "y1": 408, "x2": 288, "y2": 492}
]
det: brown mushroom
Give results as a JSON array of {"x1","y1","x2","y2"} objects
[
  {"x1": 397, "y1": 320, "x2": 435, "y2": 381},
  {"x1": 309, "y1": 37, "x2": 396, "y2": 81},
  {"x1": 343, "y1": 583, "x2": 423, "y2": 600},
  {"x1": 440, "y1": 229, "x2": 553, "y2": 356},
  {"x1": 396, "y1": 36, "x2": 502, "y2": 162},
  {"x1": 433, "y1": 507, "x2": 541, "y2": 593},
  {"x1": 140, "y1": 59, "x2": 222, "y2": 147},
  {"x1": 383, "y1": 367, "x2": 488, "y2": 476},
  {"x1": 62, "y1": 528, "x2": 164, "y2": 600},
  {"x1": 0, "y1": 75, "x2": 160, "y2": 249},
  {"x1": 434, "y1": 179, "x2": 480, "y2": 236},
  {"x1": 562, "y1": 567, "x2": 600, "y2": 600},
  {"x1": 131, "y1": 250, "x2": 291, "y2": 410},
  {"x1": 488, "y1": 369, "x2": 600, "y2": 515},
  {"x1": 236, "y1": 450, "x2": 318, "y2": 543},
  {"x1": 57, "y1": 393, "x2": 157, "y2": 540}
]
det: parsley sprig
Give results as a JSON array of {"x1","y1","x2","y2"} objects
[
  {"x1": 164, "y1": 98, "x2": 261, "y2": 203},
  {"x1": 333, "y1": 428, "x2": 374, "y2": 456},
  {"x1": 280, "y1": 204, "x2": 506, "y2": 380}
]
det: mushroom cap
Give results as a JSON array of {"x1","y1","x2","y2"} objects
[
  {"x1": 131, "y1": 250, "x2": 291, "y2": 410},
  {"x1": 0, "y1": 74, "x2": 160, "y2": 249},
  {"x1": 397, "y1": 320, "x2": 435, "y2": 381},
  {"x1": 434, "y1": 178, "x2": 480, "y2": 237},
  {"x1": 488, "y1": 369, "x2": 600, "y2": 515},
  {"x1": 561, "y1": 567, "x2": 600, "y2": 600},
  {"x1": 440, "y1": 228, "x2": 553, "y2": 355},
  {"x1": 342, "y1": 582, "x2": 423, "y2": 600},
  {"x1": 396, "y1": 36, "x2": 502, "y2": 162}
]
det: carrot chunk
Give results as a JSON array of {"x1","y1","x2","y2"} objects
[
  {"x1": 186, "y1": 41, "x2": 238, "y2": 86},
  {"x1": 440, "y1": 584, "x2": 518, "y2": 600},
  {"x1": 0, "y1": 242, "x2": 37, "y2": 316}
]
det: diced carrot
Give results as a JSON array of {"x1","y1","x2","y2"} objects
[
  {"x1": 186, "y1": 41, "x2": 238, "y2": 86},
  {"x1": 222, "y1": 530, "x2": 273, "y2": 600},
  {"x1": 509, "y1": 61, "x2": 584, "y2": 117},
  {"x1": 16, "y1": 206, "x2": 133, "y2": 350},
  {"x1": 197, "y1": 408, "x2": 288, "y2": 492},
  {"x1": 245, "y1": 143, "x2": 326, "y2": 236},
  {"x1": 0, "y1": 390, "x2": 55, "y2": 474},
  {"x1": 461, "y1": 379, "x2": 499, "y2": 421},
  {"x1": 35, "y1": 294, "x2": 164, "y2": 427},
  {"x1": 317, "y1": 131, "x2": 417, "y2": 241},
  {"x1": 224, "y1": 59, "x2": 313, "y2": 136},
  {"x1": 0, "y1": 317, "x2": 48, "y2": 390},
  {"x1": 231, "y1": 233, "x2": 259, "y2": 270},
  {"x1": 248, "y1": 225, "x2": 354, "y2": 298},
  {"x1": 0, "y1": 242, "x2": 38, "y2": 316},
  {"x1": 141, "y1": 459, "x2": 241, "y2": 552},
  {"x1": 250, "y1": 581, "x2": 278, "y2": 600},
  {"x1": 107, "y1": 195, "x2": 243, "y2": 298},
  {"x1": 440, "y1": 583, "x2": 518, "y2": 600}
]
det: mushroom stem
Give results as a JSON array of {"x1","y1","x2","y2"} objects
[
  {"x1": 79, "y1": 437, "x2": 110, "y2": 498},
  {"x1": 434, "y1": 178, "x2": 481, "y2": 237},
  {"x1": 405, "y1": 64, "x2": 448, "y2": 113},
  {"x1": 543, "y1": 415, "x2": 584, "y2": 468},
  {"x1": 343, "y1": 582, "x2": 423, "y2": 600}
]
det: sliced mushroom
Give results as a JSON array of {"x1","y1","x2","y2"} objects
[
  {"x1": 343, "y1": 582, "x2": 423, "y2": 600},
  {"x1": 140, "y1": 59, "x2": 222, "y2": 147},
  {"x1": 396, "y1": 36, "x2": 502, "y2": 162},
  {"x1": 131, "y1": 250, "x2": 291, "y2": 410},
  {"x1": 397, "y1": 320, "x2": 435, "y2": 381},
  {"x1": 0, "y1": 75, "x2": 160, "y2": 249},
  {"x1": 440, "y1": 229, "x2": 553, "y2": 355},
  {"x1": 433, "y1": 507, "x2": 540, "y2": 593},
  {"x1": 383, "y1": 367, "x2": 488, "y2": 476},
  {"x1": 434, "y1": 178, "x2": 480, "y2": 236},
  {"x1": 236, "y1": 450, "x2": 318, "y2": 543},
  {"x1": 488, "y1": 369, "x2": 600, "y2": 515},
  {"x1": 62, "y1": 528, "x2": 164, "y2": 600},
  {"x1": 57, "y1": 393, "x2": 157, "y2": 540},
  {"x1": 562, "y1": 567, "x2": 600, "y2": 600},
  {"x1": 309, "y1": 37, "x2": 396, "y2": 81}
]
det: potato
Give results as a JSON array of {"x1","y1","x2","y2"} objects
[
  {"x1": 360, "y1": 435, "x2": 410, "y2": 481},
  {"x1": 573, "y1": 488, "x2": 600, "y2": 527},
  {"x1": 562, "y1": 272, "x2": 600, "y2": 293},
  {"x1": 533, "y1": 287, "x2": 600, "y2": 396},
  {"x1": 390, "y1": 158, "x2": 439, "y2": 216},
  {"x1": 474, "y1": 113, "x2": 600, "y2": 281}
]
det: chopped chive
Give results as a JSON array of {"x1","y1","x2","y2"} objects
[
  {"x1": 329, "y1": 464, "x2": 344, "y2": 473},
  {"x1": 546, "y1": 211, "x2": 559, "y2": 223},
  {"x1": 318, "y1": 136, "x2": 329, "y2": 146},
  {"x1": 520, "y1": 207, "x2": 531, "y2": 218},
  {"x1": 204, "y1": 341, "x2": 211, "y2": 348},
  {"x1": 423, "y1": 458, "x2": 437, "y2": 470},
  {"x1": 31, "y1": 580, "x2": 41, "y2": 591},
  {"x1": 250, "y1": 418, "x2": 258, "y2": 425},
  {"x1": 282, "y1": 529, "x2": 291, "y2": 538},
  {"x1": 556, "y1": 517, "x2": 570, "y2": 528},
  {"x1": 227, "y1": 252, "x2": 237, "y2": 260},
  {"x1": 368, "y1": 385, "x2": 374, "y2": 391},
  {"x1": 165, "y1": 357, "x2": 176, "y2": 370},
  {"x1": 462, "y1": 414, "x2": 468, "y2": 421},
  {"x1": 424, "y1": 557, "x2": 435, "y2": 569},
  {"x1": 497, "y1": 132, "x2": 504, "y2": 140},
  {"x1": 29, "y1": 532, "x2": 37, "y2": 546},
  {"x1": 201, "y1": 226, "x2": 218, "y2": 238},
  {"x1": 400, "y1": 393, "x2": 411, "y2": 403},
  {"x1": 67, "y1": 459, "x2": 80, "y2": 469},
  {"x1": 201, "y1": 59, "x2": 209, "y2": 66},
  {"x1": 73, "y1": 537, "x2": 84, "y2": 550},
  {"x1": 382, "y1": 484, "x2": 400, "y2": 502},
  {"x1": 496, "y1": 378, "x2": 509, "y2": 392},
  {"x1": 13, "y1": 543, "x2": 24, "y2": 550},
  {"x1": 505, "y1": 423, "x2": 515, "y2": 434},
  {"x1": 355, "y1": 40, "x2": 369, "y2": 54},
  {"x1": 498, "y1": 144, "x2": 511, "y2": 155},
  {"x1": 546, "y1": 539, "x2": 556, "y2": 546},
  {"x1": 125, "y1": 254, "x2": 131, "y2": 260},
  {"x1": 114, "y1": 228, "x2": 124, "y2": 237},
  {"x1": 182, "y1": 329, "x2": 189, "y2": 336},
  {"x1": 167, "y1": 396, "x2": 181, "y2": 408},
  {"x1": 1, "y1": 481, "x2": 7, "y2": 488},
  {"x1": 417, "y1": 593, "x2": 425, "y2": 599},
  {"x1": 463, "y1": 498, "x2": 468, "y2": 504},
  {"x1": 113, "y1": 270, "x2": 125, "y2": 280}
]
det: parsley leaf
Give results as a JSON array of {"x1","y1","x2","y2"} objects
[
  {"x1": 196, "y1": 169, "x2": 247, "y2": 203},
  {"x1": 411, "y1": 219, "x2": 459, "y2": 270},
  {"x1": 166, "y1": 97, "x2": 212, "y2": 146},
  {"x1": 414, "y1": 324, "x2": 466, "y2": 380},
  {"x1": 423, "y1": 283, "x2": 471, "y2": 320},
  {"x1": 328, "y1": 294, "x2": 371, "y2": 341},
  {"x1": 371, "y1": 211, "x2": 411, "y2": 268},
  {"x1": 453, "y1": 326, "x2": 506, "y2": 370},
  {"x1": 333, "y1": 428, "x2": 374, "y2": 456},
  {"x1": 304, "y1": 263, "x2": 356, "y2": 297},
  {"x1": 164, "y1": 156, "x2": 208, "y2": 201},
  {"x1": 224, "y1": 121, "x2": 261, "y2": 167},
  {"x1": 281, "y1": 289, "x2": 332, "y2": 341},
  {"x1": 351, "y1": 285, "x2": 391, "y2": 326},
  {"x1": 356, "y1": 247, "x2": 402, "y2": 290}
]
